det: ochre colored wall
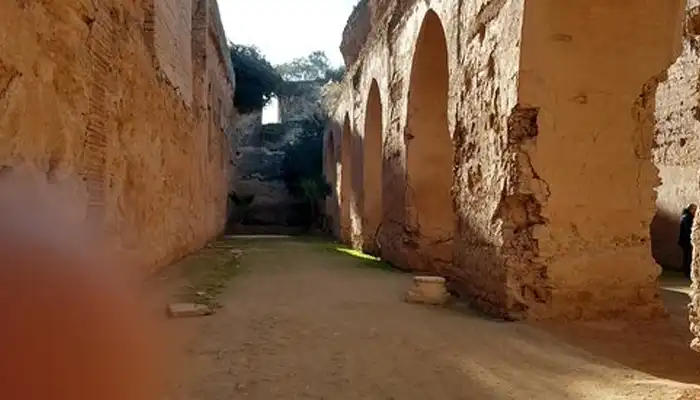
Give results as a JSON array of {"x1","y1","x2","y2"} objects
[
  {"x1": 327, "y1": 0, "x2": 688, "y2": 320},
  {"x1": 652, "y1": 1, "x2": 700, "y2": 271},
  {"x1": 327, "y1": 0, "x2": 526, "y2": 318},
  {"x1": 518, "y1": 0, "x2": 684, "y2": 318},
  {"x1": 154, "y1": 0, "x2": 193, "y2": 105},
  {"x1": 0, "y1": 0, "x2": 234, "y2": 272}
]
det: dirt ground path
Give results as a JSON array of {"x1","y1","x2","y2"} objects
[{"x1": 164, "y1": 238, "x2": 700, "y2": 399}]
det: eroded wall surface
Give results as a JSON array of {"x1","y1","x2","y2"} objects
[
  {"x1": 653, "y1": 2, "x2": 700, "y2": 271},
  {"x1": 0, "y1": 0, "x2": 234, "y2": 272},
  {"x1": 673, "y1": 1, "x2": 700, "y2": 352},
  {"x1": 326, "y1": 0, "x2": 525, "y2": 316},
  {"x1": 517, "y1": 1, "x2": 683, "y2": 319},
  {"x1": 327, "y1": 0, "x2": 688, "y2": 320},
  {"x1": 154, "y1": 0, "x2": 193, "y2": 105}
]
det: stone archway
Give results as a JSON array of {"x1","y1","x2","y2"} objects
[
  {"x1": 362, "y1": 80, "x2": 383, "y2": 255},
  {"x1": 340, "y1": 115, "x2": 354, "y2": 243},
  {"x1": 326, "y1": 131, "x2": 336, "y2": 188},
  {"x1": 404, "y1": 10, "x2": 454, "y2": 272}
]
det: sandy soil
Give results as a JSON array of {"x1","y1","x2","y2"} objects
[{"x1": 161, "y1": 238, "x2": 700, "y2": 400}]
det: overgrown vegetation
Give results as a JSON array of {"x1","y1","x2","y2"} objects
[
  {"x1": 229, "y1": 44, "x2": 282, "y2": 113},
  {"x1": 229, "y1": 46, "x2": 345, "y2": 115},
  {"x1": 175, "y1": 241, "x2": 242, "y2": 308},
  {"x1": 276, "y1": 51, "x2": 345, "y2": 82},
  {"x1": 228, "y1": 192, "x2": 256, "y2": 224}
]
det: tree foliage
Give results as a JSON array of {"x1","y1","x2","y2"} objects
[
  {"x1": 276, "y1": 51, "x2": 345, "y2": 82},
  {"x1": 229, "y1": 44, "x2": 282, "y2": 113}
]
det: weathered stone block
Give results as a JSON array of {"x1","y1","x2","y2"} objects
[
  {"x1": 167, "y1": 303, "x2": 214, "y2": 318},
  {"x1": 405, "y1": 276, "x2": 449, "y2": 306}
]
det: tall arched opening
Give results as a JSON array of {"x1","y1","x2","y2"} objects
[
  {"x1": 404, "y1": 10, "x2": 453, "y2": 272},
  {"x1": 325, "y1": 131, "x2": 336, "y2": 188},
  {"x1": 324, "y1": 130, "x2": 339, "y2": 235},
  {"x1": 363, "y1": 80, "x2": 383, "y2": 255},
  {"x1": 340, "y1": 115, "x2": 354, "y2": 243}
]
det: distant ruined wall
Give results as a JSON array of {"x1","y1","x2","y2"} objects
[
  {"x1": 0, "y1": 0, "x2": 234, "y2": 272},
  {"x1": 232, "y1": 83, "x2": 324, "y2": 227},
  {"x1": 230, "y1": 110, "x2": 263, "y2": 190},
  {"x1": 233, "y1": 122, "x2": 300, "y2": 227}
]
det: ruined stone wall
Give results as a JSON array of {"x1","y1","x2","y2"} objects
[
  {"x1": 207, "y1": 0, "x2": 236, "y2": 139},
  {"x1": 230, "y1": 110, "x2": 262, "y2": 189},
  {"x1": 328, "y1": 0, "x2": 687, "y2": 320},
  {"x1": 327, "y1": 0, "x2": 525, "y2": 316},
  {"x1": 517, "y1": 1, "x2": 684, "y2": 319},
  {"x1": 0, "y1": 0, "x2": 234, "y2": 272},
  {"x1": 154, "y1": 0, "x2": 193, "y2": 105},
  {"x1": 675, "y1": 0, "x2": 700, "y2": 352},
  {"x1": 233, "y1": 122, "x2": 300, "y2": 227},
  {"x1": 653, "y1": 3, "x2": 700, "y2": 271},
  {"x1": 340, "y1": 1, "x2": 371, "y2": 67}
]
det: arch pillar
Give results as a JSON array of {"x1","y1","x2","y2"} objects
[{"x1": 506, "y1": 0, "x2": 686, "y2": 319}]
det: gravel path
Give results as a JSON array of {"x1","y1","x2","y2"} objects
[{"x1": 164, "y1": 238, "x2": 700, "y2": 399}]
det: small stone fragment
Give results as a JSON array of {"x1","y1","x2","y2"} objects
[
  {"x1": 167, "y1": 303, "x2": 214, "y2": 318},
  {"x1": 691, "y1": 338, "x2": 700, "y2": 353},
  {"x1": 414, "y1": 276, "x2": 446, "y2": 284},
  {"x1": 405, "y1": 276, "x2": 450, "y2": 306}
]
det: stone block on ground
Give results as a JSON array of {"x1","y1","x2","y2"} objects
[
  {"x1": 405, "y1": 276, "x2": 450, "y2": 306},
  {"x1": 167, "y1": 303, "x2": 214, "y2": 318}
]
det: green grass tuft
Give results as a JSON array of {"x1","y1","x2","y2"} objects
[{"x1": 175, "y1": 241, "x2": 243, "y2": 308}]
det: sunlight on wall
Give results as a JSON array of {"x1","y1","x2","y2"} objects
[{"x1": 262, "y1": 97, "x2": 280, "y2": 124}]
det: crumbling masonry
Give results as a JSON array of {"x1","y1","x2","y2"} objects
[
  {"x1": 325, "y1": 0, "x2": 696, "y2": 323},
  {"x1": 0, "y1": 0, "x2": 235, "y2": 271}
]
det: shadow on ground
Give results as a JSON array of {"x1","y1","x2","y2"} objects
[{"x1": 532, "y1": 271, "x2": 700, "y2": 386}]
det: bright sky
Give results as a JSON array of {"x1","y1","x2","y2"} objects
[{"x1": 219, "y1": 0, "x2": 357, "y2": 67}]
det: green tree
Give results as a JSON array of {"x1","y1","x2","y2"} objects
[
  {"x1": 229, "y1": 44, "x2": 282, "y2": 113},
  {"x1": 276, "y1": 51, "x2": 345, "y2": 82}
]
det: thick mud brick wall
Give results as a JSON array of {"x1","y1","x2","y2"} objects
[
  {"x1": 653, "y1": 1, "x2": 700, "y2": 272},
  {"x1": 0, "y1": 0, "x2": 234, "y2": 272},
  {"x1": 154, "y1": 0, "x2": 194, "y2": 105},
  {"x1": 326, "y1": 0, "x2": 688, "y2": 321},
  {"x1": 674, "y1": 0, "x2": 700, "y2": 352}
]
